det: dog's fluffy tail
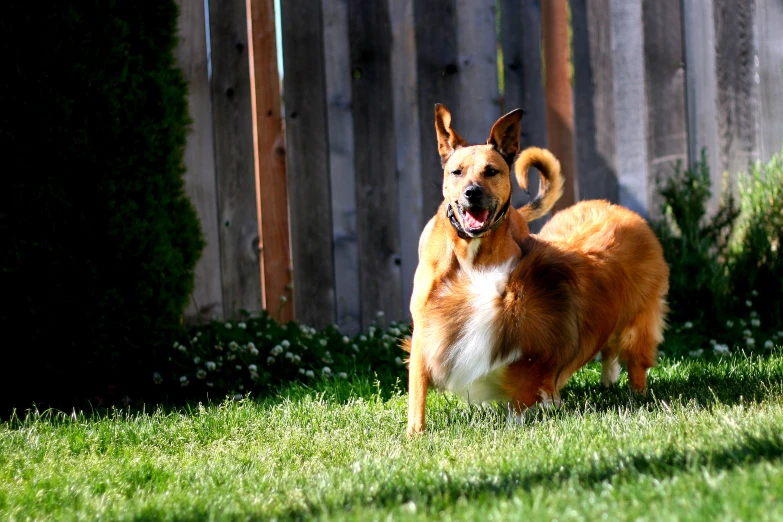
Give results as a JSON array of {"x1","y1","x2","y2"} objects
[{"x1": 514, "y1": 147, "x2": 564, "y2": 222}]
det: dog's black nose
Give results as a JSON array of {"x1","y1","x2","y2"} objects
[{"x1": 464, "y1": 184, "x2": 483, "y2": 202}]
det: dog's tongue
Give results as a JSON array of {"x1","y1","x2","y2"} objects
[{"x1": 464, "y1": 208, "x2": 490, "y2": 229}]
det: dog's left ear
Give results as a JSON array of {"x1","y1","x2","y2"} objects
[{"x1": 487, "y1": 108, "x2": 524, "y2": 164}]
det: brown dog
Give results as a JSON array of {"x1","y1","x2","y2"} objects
[{"x1": 404, "y1": 104, "x2": 669, "y2": 436}]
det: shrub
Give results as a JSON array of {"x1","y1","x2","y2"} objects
[{"x1": 0, "y1": 1, "x2": 203, "y2": 411}]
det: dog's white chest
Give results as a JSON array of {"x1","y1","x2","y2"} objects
[{"x1": 438, "y1": 259, "x2": 519, "y2": 400}]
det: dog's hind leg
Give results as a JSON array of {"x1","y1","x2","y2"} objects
[{"x1": 619, "y1": 301, "x2": 666, "y2": 394}]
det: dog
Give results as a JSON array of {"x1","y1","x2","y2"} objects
[{"x1": 403, "y1": 104, "x2": 669, "y2": 436}]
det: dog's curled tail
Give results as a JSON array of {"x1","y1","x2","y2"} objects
[{"x1": 514, "y1": 147, "x2": 564, "y2": 222}]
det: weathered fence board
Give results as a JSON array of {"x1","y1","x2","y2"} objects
[
  {"x1": 323, "y1": 0, "x2": 360, "y2": 332},
  {"x1": 390, "y1": 0, "x2": 423, "y2": 323},
  {"x1": 642, "y1": 0, "x2": 688, "y2": 219},
  {"x1": 542, "y1": 0, "x2": 577, "y2": 211},
  {"x1": 500, "y1": 0, "x2": 548, "y2": 217},
  {"x1": 757, "y1": 0, "x2": 783, "y2": 162},
  {"x1": 175, "y1": 0, "x2": 223, "y2": 322},
  {"x1": 349, "y1": 0, "x2": 404, "y2": 327},
  {"x1": 249, "y1": 0, "x2": 293, "y2": 323},
  {"x1": 281, "y1": 0, "x2": 336, "y2": 328},
  {"x1": 414, "y1": 0, "x2": 461, "y2": 219},
  {"x1": 208, "y1": 0, "x2": 263, "y2": 317},
  {"x1": 571, "y1": 0, "x2": 618, "y2": 204}
]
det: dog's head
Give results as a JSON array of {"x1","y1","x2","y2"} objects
[{"x1": 435, "y1": 104, "x2": 523, "y2": 238}]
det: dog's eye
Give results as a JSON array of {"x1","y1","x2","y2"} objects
[
  {"x1": 451, "y1": 169, "x2": 462, "y2": 177},
  {"x1": 485, "y1": 167, "x2": 498, "y2": 177}
]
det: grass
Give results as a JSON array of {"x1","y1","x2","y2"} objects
[{"x1": 2, "y1": 350, "x2": 783, "y2": 521}]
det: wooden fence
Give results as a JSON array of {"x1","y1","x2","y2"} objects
[{"x1": 174, "y1": 0, "x2": 783, "y2": 333}]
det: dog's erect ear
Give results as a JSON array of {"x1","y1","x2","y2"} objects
[
  {"x1": 435, "y1": 104, "x2": 467, "y2": 164},
  {"x1": 487, "y1": 108, "x2": 524, "y2": 164}
]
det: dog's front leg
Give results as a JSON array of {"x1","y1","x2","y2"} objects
[{"x1": 406, "y1": 336, "x2": 429, "y2": 436}]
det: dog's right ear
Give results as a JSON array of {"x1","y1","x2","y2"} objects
[{"x1": 435, "y1": 104, "x2": 467, "y2": 164}]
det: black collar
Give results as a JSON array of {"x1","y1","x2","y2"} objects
[{"x1": 447, "y1": 197, "x2": 512, "y2": 240}]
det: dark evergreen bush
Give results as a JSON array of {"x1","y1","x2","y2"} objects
[{"x1": 0, "y1": 0, "x2": 203, "y2": 411}]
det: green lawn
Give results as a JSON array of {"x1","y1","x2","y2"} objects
[{"x1": 2, "y1": 351, "x2": 783, "y2": 521}]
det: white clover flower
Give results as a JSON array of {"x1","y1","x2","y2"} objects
[
  {"x1": 683, "y1": 321, "x2": 693, "y2": 329},
  {"x1": 248, "y1": 364, "x2": 258, "y2": 372},
  {"x1": 743, "y1": 329, "x2": 752, "y2": 337},
  {"x1": 322, "y1": 366, "x2": 332, "y2": 375},
  {"x1": 751, "y1": 318, "x2": 761, "y2": 328},
  {"x1": 709, "y1": 339, "x2": 717, "y2": 345},
  {"x1": 152, "y1": 372, "x2": 163, "y2": 384},
  {"x1": 178, "y1": 345, "x2": 187, "y2": 353},
  {"x1": 173, "y1": 341, "x2": 180, "y2": 348},
  {"x1": 238, "y1": 322, "x2": 247, "y2": 329},
  {"x1": 368, "y1": 327, "x2": 376, "y2": 337},
  {"x1": 191, "y1": 337, "x2": 198, "y2": 344},
  {"x1": 299, "y1": 368, "x2": 306, "y2": 374},
  {"x1": 267, "y1": 356, "x2": 275, "y2": 364},
  {"x1": 750, "y1": 310, "x2": 759, "y2": 318},
  {"x1": 342, "y1": 336, "x2": 350, "y2": 344},
  {"x1": 225, "y1": 322, "x2": 233, "y2": 329},
  {"x1": 713, "y1": 344, "x2": 730, "y2": 355},
  {"x1": 229, "y1": 341, "x2": 239, "y2": 351},
  {"x1": 233, "y1": 394, "x2": 243, "y2": 400},
  {"x1": 206, "y1": 382, "x2": 214, "y2": 387},
  {"x1": 657, "y1": 351, "x2": 665, "y2": 359},
  {"x1": 250, "y1": 372, "x2": 260, "y2": 381},
  {"x1": 236, "y1": 365, "x2": 242, "y2": 370},
  {"x1": 390, "y1": 327, "x2": 401, "y2": 336},
  {"x1": 250, "y1": 347, "x2": 259, "y2": 356},
  {"x1": 688, "y1": 349, "x2": 704, "y2": 358},
  {"x1": 226, "y1": 353, "x2": 236, "y2": 361},
  {"x1": 751, "y1": 290, "x2": 759, "y2": 297},
  {"x1": 281, "y1": 340, "x2": 291, "y2": 348},
  {"x1": 206, "y1": 361, "x2": 216, "y2": 371},
  {"x1": 745, "y1": 300, "x2": 753, "y2": 307},
  {"x1": 319, "y1": 339, "x2": 328, "y2": 347},
  {"x1": 351, "y1": 344, "x2": 359, "y2": 353},
  {"x1": 271, "y1": 345, "x2": 283, "y2": 356},
  {"x1": 746, "y1": 338, "x2": 755, "y2": 347},
  {"x1": 193, "y1": 357, "x2": 201, "y2": 364},
  {"x1": 395, "y1": 356, "x2": 403, "y2": 366},
  {"x1": 197, "y1": 331, "x2": 202, "y2": 337},
  {"x1": 305, "y1": 370, "x2": 314, "y2": 378},
  {"x1": 285, "y1": 352, "x2": 294, "y2": 360},
  {"x1": 293, "y1": 355, "x2": 301, "y2": 363},
  {"x1": 376, "y1": 310, "x2": 385, "y2": 318},
  {"x1": 247, "y1": 342, "x2": 256, "y2": 350},
  {"x1": 239, "y1": 385, "x2": 244, "y2": 390},
  {"x1": 180, "y1": 376, "x2": 190, "y2": 387},
  {"x1": 740, "y1": 319, "x2": 747, "y2": 327},
  {"x1": 764, "y1": 340, "x2": 774, "y2": 350},
  {"x1": 360, "y1": 335, "x2": 368, "y2": 342},
  {"x1": 280, "y1": 295, "x2": 288, "y2": 303},
  {"x1": 338, "y1": 372, "x2": 348, "y2": 379},
  {"x1": 300, "y1": 325, "x2": 309, "y2": 333},
  {"x1": 196, "y1": 369, "x2": 207, "y2": 380},
  {"x1": 726, "y1": 320, "x2": 734, "y2": 328}
]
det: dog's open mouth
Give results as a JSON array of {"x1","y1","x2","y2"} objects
[{"x1": 458, "y1": 205, "x2": 493, "y2": 232}]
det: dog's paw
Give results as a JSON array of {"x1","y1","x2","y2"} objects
[{"x1": 601, "y1": 356, "x2": 621, "y2": 388}]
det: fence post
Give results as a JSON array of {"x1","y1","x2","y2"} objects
[
  {"x1": 248, "y1": 0, "x2": 293, "y2": 323},
  {"x1": 174, "y1": 0, "x2": 224, "y2": 322},
  {"x1": 281, "y1": 0, "x2": 337, "y2": 328},
  {"x1": 757, "y1": 0, "x2": 783, "y2": 163},
  {"x1": 208, "y1": 0, "x2": 264, "y2": 317}
]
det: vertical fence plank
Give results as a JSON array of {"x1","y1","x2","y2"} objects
[
  {"x1": 455, "y1": 0, "x2": 501, "y2": 143},
  {"x1": 414, "y1": 0, "x2": 461, "y2": 219},
  {"x1": 757, "y1": 0, "x2": 783, "y2": 162},
  {"x1": 281, "y1": 0, "x2": 336, "y2": 328},
  {"x1": 175, "y1": 0, "x2": 224, "y2": 322},
  {"x1": 322, "y1": 0, "x2": 361, "y2": 333},
  {"x1": 209, "y1": 0, "x2": 263, "y2": 317},
  {"x1": 348, "y1": 0, "x2": 404, "y2": 327},
  {"x1": 642, "y1": 0, "x2": 688, "y2": 219},
  {"x1": 390, "y1": 0, "x2": 422, "y2": 321},
  {"x1": 249, "y1": 0, "x2": 293, "y2": 323},
  {"x1": 714, "y1": 0, "x2": 760, "y2": 181},
  {"x1": 609, "y1": 0, "x2": 649, "y2": 217},
  {"x1": 571, "y1": 0, "x2": 618, "y2": 204},
  {"x1": 542, "y1": 0, "x2": 577, "y2": 211},
  {"x1": 682, "y1": 0, "x2": 721, "y2": 210}
]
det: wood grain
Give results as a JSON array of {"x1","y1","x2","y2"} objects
[
  {"x1": 281, "y1": 0, "x2": 337, "y2": 328},
  {"x1": 757, "y1": 0, "x2": 783, "y2": 163},
  {"x1": 208, "y1": 0, "x2": 264, "y2": 317},
  {"x1": 348, "y1": 0, "x2": 404, "y2": 327},
  {"x1": 174, "y1": 0, "x2": 224, "y2": 322}
]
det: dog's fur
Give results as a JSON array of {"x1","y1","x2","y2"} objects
[{"x1": 404, "y1": 104, "x2": 669, "y2": 436}]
